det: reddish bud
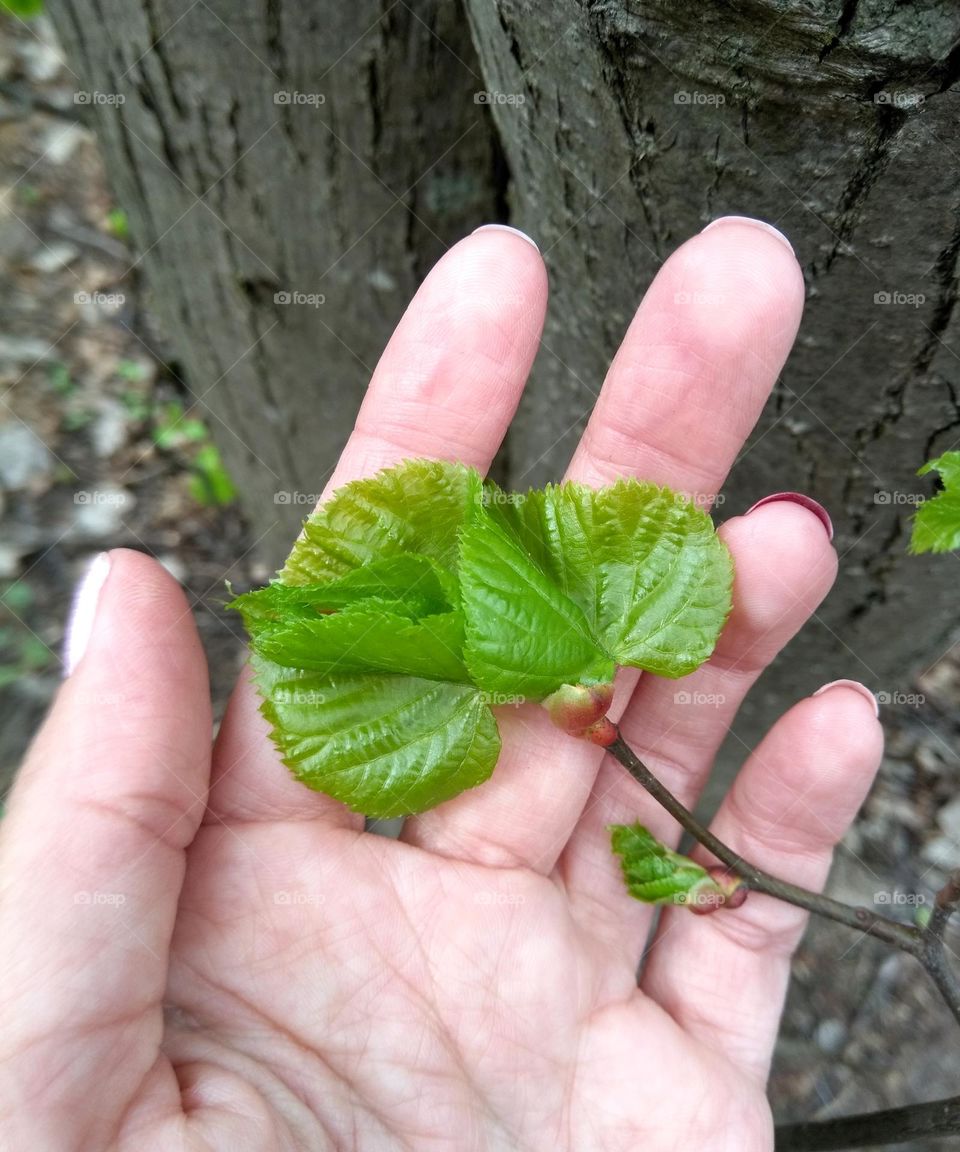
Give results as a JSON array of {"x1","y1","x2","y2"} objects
[
  {"x1": 580, "y1": 716, "x2": 618, "y2": 747},
  {"x1": 685, "y1": 868, "x2": 748, "y2": 915},
  {"x1": 542, "y1": 682, "x2": 615, "y2": 734}
]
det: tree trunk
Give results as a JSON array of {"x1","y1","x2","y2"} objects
[
  {"x1": 52, "y1": 0, "x2": 505, "y2": 557},
  {"x1": 51, "y1": 0, "x2": 960, "y2": 758},
  {"x1": 464, "y1": 0, "x2": 960, "y2": 763}
]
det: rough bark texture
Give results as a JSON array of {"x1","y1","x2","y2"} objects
[
  {"x1": 52, "y1": 0, "x2": 504, "y2": 559},
  {"x1": 51, "y1": 0, "x2": 960, "y2": 758},
  {"x1": 464, "y1": 0, "x2": 960, "y2": 764}
]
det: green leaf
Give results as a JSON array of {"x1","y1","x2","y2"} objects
[
  {"x1": 230, "y1": 555, "x2": 455, "y2": 624},
  {"x1": 253, "y1": 656, "x2": 500, "y2": 817},
  {"x1": 482, "y1": 478, "x2": 732, "y2": 679},
  {"x1": 910, "y1": 452, "x2": 960, "y2": 555},
  {"x1": 610, "y1": 823, "x2": 718, "y2": 905},
  {"x1": 459, "y1": 509, "x2": 616, "y2": 700},
  {"x1": 280, "y1": 458, "x2": 483, "y2": 586},
  {"x1": 249, "y1": 603, "x2": 469, "y2": 684}
]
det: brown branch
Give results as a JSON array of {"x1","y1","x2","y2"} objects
[
  {"x1": 606, "y1": 729, "x2": 960, "y2": 1151},
  {"x1": 774, "y1": 1094, "x2": 960, "y2": 1150}
]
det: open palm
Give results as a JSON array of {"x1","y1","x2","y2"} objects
[{"x1": 0, "y1": 220, "x2": 881, "y2": 1151}]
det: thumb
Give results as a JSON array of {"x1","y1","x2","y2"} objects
[{"x1": 0, "y1": 549, "x2": 211, "y2": 1140}]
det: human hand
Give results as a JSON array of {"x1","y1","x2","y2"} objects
[{"x1": 0, "y1": 218, "x2": 882, "y2": 1151}]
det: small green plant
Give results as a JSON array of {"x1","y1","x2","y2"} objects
[
  {"x1": 152, "y1": 400, "x2": 235, "y2": 506},
  {"x1": 106, "y1": 208, "x2": 129, "y2": 241}
]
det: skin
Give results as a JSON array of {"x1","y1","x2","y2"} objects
[{"x1": 0, "y1": 219, "x2": 883, "y2": 1151}]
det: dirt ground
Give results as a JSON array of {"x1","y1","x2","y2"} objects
[{"x1": 2, "y1": 14, "x2": 959, "y2": 1149}]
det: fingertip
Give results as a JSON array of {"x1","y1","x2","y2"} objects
[{"x1": 811, "y1": 679, "x2": 881, "y2": 720}]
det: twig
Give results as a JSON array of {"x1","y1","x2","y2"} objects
[
  {"x1": 607, "y1": 734, "x2": 925, "y2": 960},
  {"x1": 774, "y1": 1094, "x2": 960, "y2": 1150},
  {"x1": 606, "y1": 729, "x2": 960, "y2": 1150}
]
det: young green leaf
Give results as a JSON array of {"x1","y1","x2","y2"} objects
[
  {"x1": 482, "y1": 477, "x2": 732, "y2": 678},
  {"x1": 248, "y1": 603, "x2": 469, "y2": 684},
  {"x1": 230, "y1": 554, "x2": 456, "y2": 624},
  {"x1": 280, "y1": 459, "x2": 483, "y2": 585},
  {"x1": 910, "y1": 452, "x2": 960, "y2": 555},
  {"x1": 459, "y1": 510, "x2": 616, "y2": 700},
  {"x1": 253, "y1": 656, "x2": 500, "y2": 817},
  {"x1": 611, "y1": 823, "x2": 723, "y2": 907}
]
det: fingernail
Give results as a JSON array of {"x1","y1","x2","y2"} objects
[
  {"x1": 812, "y1": 679, "x2": 880, "y2": 718},
  {"x1": 472, "y1": 223, "x2": 540, "y2": 252},
  {"x1": 701, "y1": 215, "x2": 794, "y2": 255},
  {"x1": 64, "y1": 552, "x2": 110, "y2": 676},
  {"x1": 745, "y1": 492, "x2": 833, "y2": 541}
]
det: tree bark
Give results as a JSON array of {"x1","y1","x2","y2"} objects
[
  {"x1": 51, "y1": 0, "x2": 960, "y2": 758},
  {"x1": 52, "y1": 0, "x2": 505, "y2": 559},
  {"x1": 463, "y1": 0, "x2": 960, "y2": 764}
]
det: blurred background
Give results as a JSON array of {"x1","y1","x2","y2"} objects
[{"x1": 2, "y1": 3, "x2": 960, "y2": 1146}]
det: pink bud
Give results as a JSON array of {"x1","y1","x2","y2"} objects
[
  {"x1": 542, "y1": 682, "x2": 615, "y2": 734},
  {"x1": 686, "y1": 868, "x2": 748, "y2": 914},
  {"x1": 580, "y1": 716, "x2": 618, "y2": 747}
]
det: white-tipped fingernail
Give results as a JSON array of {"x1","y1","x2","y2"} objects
[
  {"x1": 64, "y1": 552, "x2": 110, "y2": 676},
  {"x1": 812, "y1": 679, "x2": 880, "y2": 718},
  {"x1": 701, "y1": 215, "x2": 794, "y2": 255},
  {"x1": 472, "y1": 223, "x2": 539, "y2": 252}
]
